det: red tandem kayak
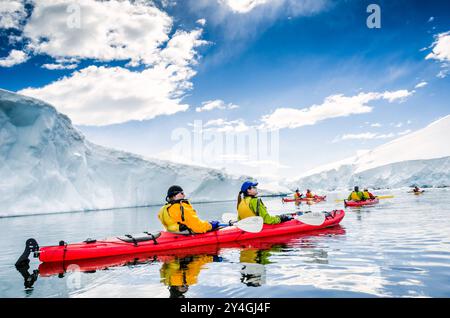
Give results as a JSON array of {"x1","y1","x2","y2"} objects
[
  {"x1": 38, "y1": 226, "x2": 346, "y2": 277},
  {"x1": 344, "y1": 198, "x2": 379, "y2": 207},
  {"x1": 36, "y1": 210, "x2": 345, "y2": 263},
  {"x1": 282, "y1": 196, "x2": 326, "y2": 203}
]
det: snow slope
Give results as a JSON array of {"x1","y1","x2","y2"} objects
[
  {"x1": 0, "y1": 89, "x2": 252, "y2": 216},
  {"x1": 290, "y1": 115, "x2": 450, "y2": 190}
]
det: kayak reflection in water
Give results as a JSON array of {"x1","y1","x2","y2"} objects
[
  {"x1": 160, "y1": 254, "x2": 222, "y2": 298},
  {"x1": 237, "y1": 181, "x2": 293, "y2": 224},
  {"x1": 347, "y1": 186, "x2": 365, "y2": 201},
  {"x1": 158, "y1": 185, "x2": 220, "y2": 234}
]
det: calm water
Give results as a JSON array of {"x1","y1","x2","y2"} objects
[{"x1": 1, "y1": 189, "x2": 450, "y2": 298}]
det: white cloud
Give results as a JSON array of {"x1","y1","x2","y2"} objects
[
  {"x1": 41, "y1": 63, "x2": 78, "y2": 70},
  {"x1": 202, "y1": 118, "x2": 250, "y2": 133},
  {"x1": 0, "y1": 49, "x2": 28, "y2": 67},
  {"x1": 370, "y1": 123, "x2": 382, "y2": 127},
  {"x1": 219, "y1": 0, "x2": 269, "y2": 13},
  {"x1": 333, "y1": 132, "x2": 396, "y2": 142},
  {"x1": 260, "y1": 89, "x2": 414, "y2": 130},
  {"x1": 196, "y1": 18, "x2": 206, "y2": 26},
  {"x1": 19, "y1": 62, "x2": 195, "y2": 126},
  {"x1": 19, "y1": 26, "x2": 206, "y2": 126},
  {"x1": 334, "y1": 129, "x2": 413, "y2": 142},
  {"x1": 395, "y1": 122, "x2": 403, "y2": 128},
  {"x1": 196, "y1": 99, "x2": 239, "y2": 112},
  {"x1": 0, "y1": 0, "x2": 26, "y2": 29},
  {"x1": 426, "y1": 31, "x2": 450, "y2": 61},
  {"x1": 14, "y1": 1, "x2": 208, "y2": 126},
  {"x1": 415, "y1": 81, "x2": 428, "y2": 88},
  {"x1": 428, "y1": 17, "x2": 434, "y2": 23},
  {"x1": 22, "y1": 0, "x2": 172, "y2": 66}
]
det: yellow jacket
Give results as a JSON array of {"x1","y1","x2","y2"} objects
[{"x1": 158, "y1": 200, "x2": 212, "y2": 234}]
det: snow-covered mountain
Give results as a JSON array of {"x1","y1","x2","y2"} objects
[
  {"x1": 0, "y1": 89, "x2": 252, "y2": 216},
  {"x1": 289, "y1": 115, "x2": 450, "y2": 191}
]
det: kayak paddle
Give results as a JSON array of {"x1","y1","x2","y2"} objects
[
  {"x1": 221, "y1": 211, "x2": 326, "y2": 227},
  {"x1": 335, "y1": 195, "x2": 394, "y2": 202},
  {"x1": 294, "y1": 212, "x2": 325, "y2": 226},
  {"x1": 219, "y1": 216, "x2": 263, "y2": 233}
]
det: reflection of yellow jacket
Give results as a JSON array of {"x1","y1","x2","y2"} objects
[
  {"x1": 160, "y1": 255, "x2": 213, "y2": 287},
  {"x1": 158, "y1": 200, "x2": 212, "y2": 233},
  {"x1": 240, "y1": 249, "x2": 272, "y2": 265}
]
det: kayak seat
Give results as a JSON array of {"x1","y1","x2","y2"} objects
[{"x1": 117, "y1": 232, "x2": 161, "y2": 245}]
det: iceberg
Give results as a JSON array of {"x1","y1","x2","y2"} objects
[{"x1": 0, "y1": 89, "x2": 251, "y2": 216}]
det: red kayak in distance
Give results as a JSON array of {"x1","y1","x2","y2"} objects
[
  {"x1": 282, "y1": 195, "x2": 326, "y2": 203},
  {"x1": 344, "y1": 198, "x2": 379, "y2": 207},
  {"x1": 38, "y1": 225, "x2": 346, "y2": 277},
  {"x1": 37, "y1": 210, "x2": 345, "y2": 263}
]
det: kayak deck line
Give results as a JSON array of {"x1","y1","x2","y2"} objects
[{"x1": 17, "y1": 210, "x2": 345, "y2": 264}]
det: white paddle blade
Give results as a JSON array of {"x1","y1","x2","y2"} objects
[
  {"x1": 235, "y1": 216, "x2": 264, "y2": 233},
  {"x1": 222, "y1": 213, "x2": 238, "y2": 223},
  {"x1": 295, "y1": 212, "x2": 325, "y2": 226}
]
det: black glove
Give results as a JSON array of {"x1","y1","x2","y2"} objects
[{"x1": 279, "y1": 214, "x2": 293, "y2": 223}]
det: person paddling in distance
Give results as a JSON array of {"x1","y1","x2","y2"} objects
[
  {"x1": 158, "y1": 185, "x2": 220, "y2": 234},
  {"x1": 305, "y1": 189, "x2": 316, "y2": 199},
  {"x1": 412, "y1": 186, "x2": 424, "y2": 193},
  {"x1": 293, "y1": 188, "x2": 302, "y2": 207},
  {"x1": 237, "y1": 181, "x2": 293, "y2": 224},
  {"x1": 362, "y1": 188, "x2": 376, "y2": 200},
  {"x1": 347, "y1": 186, "x2": 364, "y2": 202}
]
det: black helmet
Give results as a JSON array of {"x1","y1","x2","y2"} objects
[
  {"x1": 166, "y1": 185, "x2": 184, "y2": 201},
  {"x1": 295, "y1": 188, "x2": 299, "y2": 192},
  {"x1": 354, "y1": 186, "x2": 359, "y2": 191}
]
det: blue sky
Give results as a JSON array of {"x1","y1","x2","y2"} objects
[{"x1": 1, "y1": 0, "x2": 449, "y2": 179}]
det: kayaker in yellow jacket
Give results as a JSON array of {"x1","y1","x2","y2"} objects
[
  {"x1": 305, "y1": 189, "x2": 314, "y2": 198},
  {"x1": 347, "y1": 186, "x2": 364, "y2": 201},
  {"x1": 293, "y1": 189, "x2": 302, "y2": 206},
  {"x1": 237, "y1": 181, "x2": 292, "y2": 224},
  {"x1": 362, "y1": 188, "x2": 376, "y2": 200},
  {"x1": 158, "y1": 185, "x2": 219, "y2": 234}
]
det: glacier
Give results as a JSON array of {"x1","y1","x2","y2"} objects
[
  {"x1": 0, "y1": 89, "x2": 252, "y2": 217},
  {"x1": 289, "y1": 115, "x2": 450, "y2": 191}
]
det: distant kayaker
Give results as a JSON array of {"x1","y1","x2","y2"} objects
[
  {"x1": 158, "y1": 185, "x2": 220, "y2": 234},
  {"x1": 294, "y1": 189, "x2": 302, "y2": 199},
  {"x1": 237, "y1": 181, "x2": 292, "y2": 224},
  {"x1": 294, "y1": 189, "x2": 302, "y2": 206},
  {"x1": 362, "y1": 188, "x2": 376, "y2": 200},
  {"x1": 412, "y1": 186, "x2": 423, "y2": 193},
  {"x1": 305, "y1": 189, "x2": 314, "y2": 199},
  {"x1": 347, "y1": 186, "x2": 364, "y2": 201}
]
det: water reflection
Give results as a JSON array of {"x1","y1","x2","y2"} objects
[{"x1": 160, "y1": 254, "x2": 222, "y2": 298}]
